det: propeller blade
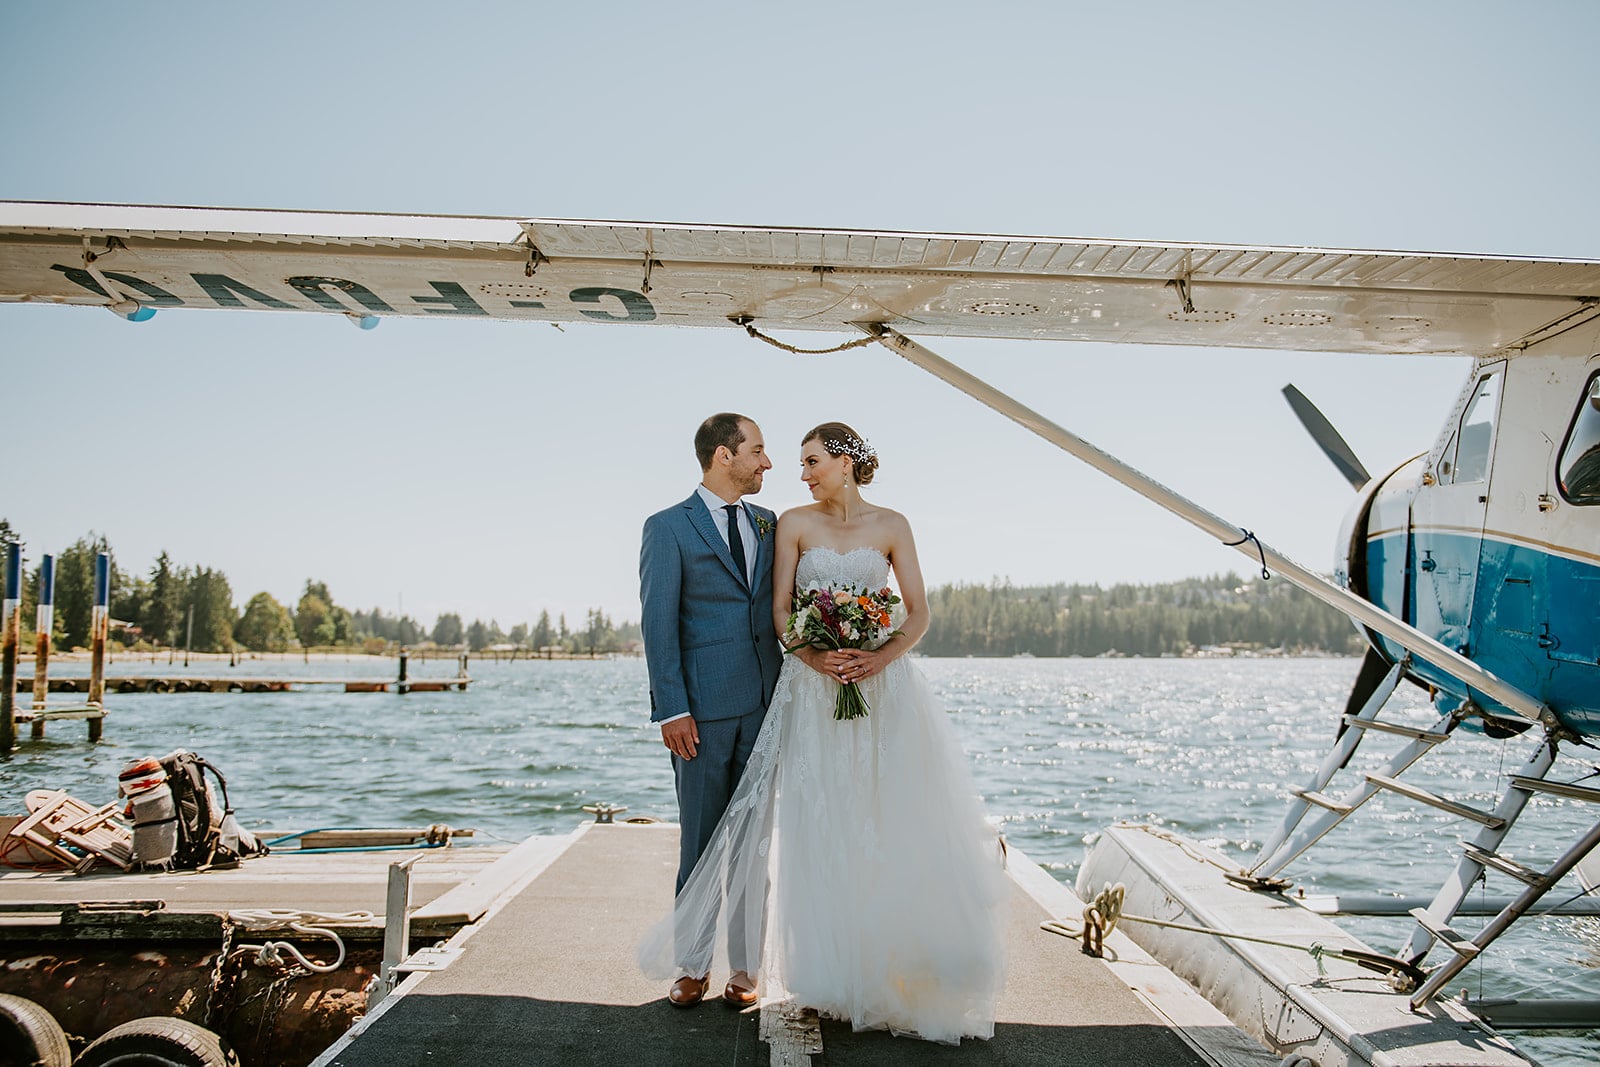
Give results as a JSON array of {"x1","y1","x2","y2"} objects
[{"x1": 1282, "y1": 384, "x2": 1373, "y2": 490}]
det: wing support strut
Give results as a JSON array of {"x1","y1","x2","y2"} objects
[{"x1": 853, "y1": 323, "x2": 1553, "y2": 728}]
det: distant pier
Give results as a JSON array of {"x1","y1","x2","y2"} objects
[
  {"x1": 11, "y1": 673, "x2": 471, "y2": 696},
  {"x1": 9, "y1": 649, "x2": 472, "y2": 700}
]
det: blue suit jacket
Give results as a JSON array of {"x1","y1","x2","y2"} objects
[{"x1": 640, "y1": 492, "x2": 782, "y2": 724}]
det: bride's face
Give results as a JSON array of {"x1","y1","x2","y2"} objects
[{"x1": 800, "y1": 438, "x2": 851, "y2": 499}]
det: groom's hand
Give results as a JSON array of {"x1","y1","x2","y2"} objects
[{"x1": 661, "y1": 716, "x2": 700, "y2": 760}]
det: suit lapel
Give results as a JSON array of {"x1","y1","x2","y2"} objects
[
  {"x1": 749, "y1": 506, "x2": 769, "y2": 590},
  {"x1": 685, "y1": 494, "x2": 748, "y2": 588}
]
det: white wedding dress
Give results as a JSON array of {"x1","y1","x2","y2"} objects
[{"x1": 639, "y1": 547, "x2": 1009, "y2": 1044}]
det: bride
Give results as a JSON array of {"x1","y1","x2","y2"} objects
[{"x1": 639, "y1": 421, "x2": 1008, "y2": 1044}]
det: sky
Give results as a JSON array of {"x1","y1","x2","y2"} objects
[{"x1": 3, "y1": 2, "x2": 1598, "y2": 630}]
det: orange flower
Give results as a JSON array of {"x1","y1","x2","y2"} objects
[{"x1": 857, "y1": 595, "x2": 870, "y2": 607}]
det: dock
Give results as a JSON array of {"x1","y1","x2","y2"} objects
[
  {"x1": 0, "y1": 821, "x2": 1280, "y2": 1066},
  {"x1": 11, "y1": 674, "x2": 470, "y2": 695},
  {"x1": 317, "y1": 823, "x2": 1277, "y2": 1067}
]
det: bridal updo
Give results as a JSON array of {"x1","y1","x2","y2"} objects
[{"x1": 803, "y1": 421, "x2": 879, "y2": 485}]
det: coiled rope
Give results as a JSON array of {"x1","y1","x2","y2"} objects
[{"x1": 227, "y1": 908, "x2": 373, "y2": 974}]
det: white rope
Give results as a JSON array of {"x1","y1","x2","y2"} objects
[{"x1": 226, "y1": 909, "x2": 373, "y2": 974}]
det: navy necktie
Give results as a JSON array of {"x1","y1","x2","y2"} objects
[{"x1": 724, "y1": 504, "x2": 748, "y2": 586}]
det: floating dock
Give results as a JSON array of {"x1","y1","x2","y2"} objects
[
  {"x1": 9, "y1": 819, "x2": 1541, "y2": 1066},
  {"x1": 316, "y1": 823, "x2": 1278, "y2": 1067},
  {"x1": 11, "y1": 674, "x2": 470, "y2": 694},
  {"x1": 1, "y1": 821, "x2": 1286, "y2": 1066}
]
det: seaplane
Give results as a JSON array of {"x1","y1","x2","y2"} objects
[{"x1": 2, "y1": 201, "x2": 1598, "y2": 1065}]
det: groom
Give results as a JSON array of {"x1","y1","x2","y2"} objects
[{"x1": 640, "y1": 412, "x2": 782, "y2": 1009}]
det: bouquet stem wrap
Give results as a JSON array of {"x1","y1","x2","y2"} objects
[{"x1": 785, "y1": 583, "x2": 903, "y2": 720}]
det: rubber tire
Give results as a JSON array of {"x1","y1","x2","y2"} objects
[
  {"x1": 74, "y1": 1017, "x2": 239, "y2": 1067},
  {"x1": 0, "y1": 993, "x2": 70, "y2": 1067}
]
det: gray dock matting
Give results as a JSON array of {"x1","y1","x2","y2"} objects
[{"x1": 326, "y1": 824, "x2": 1215, "y2": 1066}]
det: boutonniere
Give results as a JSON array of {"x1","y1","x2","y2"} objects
[{"x1": 754, "y1": 514, "x2": 775, "y2": 539}]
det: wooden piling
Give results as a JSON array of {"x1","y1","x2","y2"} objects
[
  {"x1": 398, "y1": 648, "x2": 409, "y2": 694},
  {"x1": 1, "y1": 546, "x2": 19, "y2": 755},
  {"x1": 87, "y1": 553, "x2": 108, "y2": 742},
  {"x1": 31, "y1": 554, "x2": 53, "y2": 739}
]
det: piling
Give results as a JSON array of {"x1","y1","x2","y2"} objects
[
  {"x1": 31, "y1": 554, "x2": 53, "y2": 739},
  {"x1": 1, "y1": 546, "x2": 19, "y2": 755},
  {"x1": 398, "y1": 649, "x2": 408, "y2": 694},
  {"x1": 87, "y1": 553, "x2": 108, "y2": 741}
]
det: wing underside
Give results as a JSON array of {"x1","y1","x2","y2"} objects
[{"x1": 2, "y1": 202, "x2": 1598, "y2": 356}]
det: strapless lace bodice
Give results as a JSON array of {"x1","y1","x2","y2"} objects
[{"x1": 797, "y1": 546, "x2": 890, "y2": 590}]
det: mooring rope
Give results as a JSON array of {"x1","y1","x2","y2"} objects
[{"x1": 1043, "y1": 882, "x2": 1399, "y2": 980}]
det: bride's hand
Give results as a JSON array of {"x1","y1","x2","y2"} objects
[
  {"x1": 837, "y1": 649, "x2": 887, "y2": 682},
  {"x1": 794, "y1": 647, "x2": 856, "y2": 681}
]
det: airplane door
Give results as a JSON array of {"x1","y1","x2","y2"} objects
[{"x1": 1411, "y1": 364, "x2": 1505, "y2": 656}]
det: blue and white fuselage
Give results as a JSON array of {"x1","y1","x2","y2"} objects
[{"x1": 1341, "y1": 350, "x2": 1600, "y2": 737}]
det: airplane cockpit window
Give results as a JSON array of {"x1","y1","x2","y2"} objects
[
  {"x1": 1448, "y1": 371, "x2": 1501, "y2": 484},
  {"x1": 1557, "y1": 371, "x2": 1600, "y2": 505}
]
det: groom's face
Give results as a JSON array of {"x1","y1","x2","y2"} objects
[{"x1": 728, "y1": 420, "x2": 772, "y2": 496}]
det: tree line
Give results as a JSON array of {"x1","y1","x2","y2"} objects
[
  {"x1": 0, "y1": 522, "x2": 640, "y2": 655},
  {"x1": 2, "y1": 522, "x2": 1363, "y2": 660},
  {"x1": 921, "y1": 573, "x2": 1364, "y2": 657}
]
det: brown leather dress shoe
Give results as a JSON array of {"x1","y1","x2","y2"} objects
[
  {"x1": 723, "y1": 970, "x2": 758, "y2": 1008},
  {"x1": 668, "y1": 973, "x2": 710, "y2": 1008}
]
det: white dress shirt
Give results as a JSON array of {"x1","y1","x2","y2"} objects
[
  {"x1": 660, "y1": 487, "x2": 757, "y2": 727},
  {"x1": 696, "y1": 484, "x2": 757, "y2": 587}
]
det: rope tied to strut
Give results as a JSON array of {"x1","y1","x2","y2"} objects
[
  {"x1": 1223, "y1": 529, "x2": 1271, "y2": 581},
  {"x1": 1043, "y1": 882, "x2": 1392, "y2": 981},
  {"x1": 735, "y1": 317, "x2": 882, "y2": 356}
]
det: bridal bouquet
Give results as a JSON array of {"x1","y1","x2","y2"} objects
[{"x1": 785, "y1": 583, "x2": 903, "y2": 720}]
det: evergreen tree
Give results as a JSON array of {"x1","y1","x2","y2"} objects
[
  {"x1": 432, "y1": 612, "x2": 463, "y2": 647},
  {"x1": 52, "y1": 533, "x2": 117, "y2": 649},
  {"x1": 583, "y1": 608, "x2": 615, "y2": 652},
  {"x1": 145, "y1": 552, "x2": 182, "y2": 646},
  {"x1": 185, "y1": 566, "x2": 237, "y2": 651},
  {"x1": 533, "y1": 610, "x2": 553, "y2": 649}
]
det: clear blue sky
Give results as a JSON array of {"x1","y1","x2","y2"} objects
[{"x1": 3, "y1": 2, "x2": 1597, "y2": 630}]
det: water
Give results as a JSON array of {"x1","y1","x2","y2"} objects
[{"x1": 5, "y1": 654, "x2": 1596, "y2": 1063}]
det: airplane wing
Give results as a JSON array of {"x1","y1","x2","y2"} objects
[{"x1": 2, "y1": 201, "x2": 1598, "y2": 356}]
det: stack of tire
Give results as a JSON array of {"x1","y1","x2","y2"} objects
[{"x1": 0, "y1": 993, "x2": 239, "y2": 1067}]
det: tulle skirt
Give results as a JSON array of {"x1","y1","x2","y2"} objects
[{"x1": 639, "y1": 655, "x2": 1009, "y2": 1044}]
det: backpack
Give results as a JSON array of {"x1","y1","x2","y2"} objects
[{"x1": 158, "y1": 750, "x2": 266, "y2": 869}]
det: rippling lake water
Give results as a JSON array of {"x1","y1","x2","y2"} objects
[{"x1": 5, "y1": 654, "x2": 1595, "y2": 1063}]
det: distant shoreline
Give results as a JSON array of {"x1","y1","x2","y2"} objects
[
  {"x1": 19, "y1": 647, "x2": 1353, "y2": 665},
  {"x1": 20, "y1": 648, "x2": 638, "y2": 664}
]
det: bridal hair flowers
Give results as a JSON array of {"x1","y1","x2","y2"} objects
[{"x1": 825, "y1": 437, "x2": 877, "y2": 464}]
